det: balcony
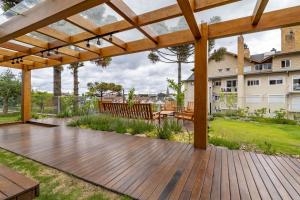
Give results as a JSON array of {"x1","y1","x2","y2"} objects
[
  {"x1": 221, "y1": 87, "x2": 237, "y2": 93},
  {"x1": 254, "y1": 63, "x2": 272, "y2": 72}
]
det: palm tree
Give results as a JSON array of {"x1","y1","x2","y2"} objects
[
  {"x1": 1, "y1": 0, "x2": 21, "y2": 12},
  {"x1": 53, "y1": 66, "x2": 63, "y2": 113},
  {"x1": 68, "y1": 62, "x2": 84, "y2": 113}
]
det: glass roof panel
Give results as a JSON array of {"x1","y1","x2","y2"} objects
[
  {"x1": 195, "y1": 0, "x2": 256, "y2": 24},
  {"x1": 0, "y1": 0, "x2": 45, "y2": 25},
  {"x1": 265, "y1": 0, "x2": 300, "y2": 12},
  {"x1": 80, "y1": 4, "x2": 123, "y2": 27},
  {"x1": 9, "y1": 40, "x2": 35, "y2": 48},
  {"x1": 123, "y1": 0, "x2": 176, "y2": 15},
  {"x1": 48, "y1": 20, "x2": 85, "y2": 36},
  {"x1": 146, "y1": 16, "x2": 188, "y2": 36},
  {"x1": 90, "y1": 38, "x2": 112, "y2": 48},
  {"x1": 26, "y1": 32, "x2": 56, "y2": 42},
  {"x1": 114, "y1": 29, "x2": 145, "y2": 42},
  {"x1": 67, "y1": 45, "x2": 86, "y2": 52}
]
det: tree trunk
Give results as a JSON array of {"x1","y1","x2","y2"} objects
[
  {"x1": 177, "y1": 61, "x2": 182, "y2": 110},
  {"x1": 2, "y1": 96, "x2": 8, "y2": 114},
  {"x1": 53, "y1": 66, "x2": 62, "y2": 113},
  {"x1": 73, "y1": 65, "x2": 79, "y2": 113}
]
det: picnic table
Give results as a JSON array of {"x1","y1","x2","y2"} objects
[{"x1": 0, "y1": 165, "x2": 39, "y2": 200}]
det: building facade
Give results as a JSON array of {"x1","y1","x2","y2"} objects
[{"x1": 184, "y1": 26, "x2": 300, "y2": 119}]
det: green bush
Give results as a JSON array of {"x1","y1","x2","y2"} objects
[
  {"x1": 68, "y1": 115, "x2": 155, "y2": 135},
  {"x1": 250, "y1": 116, "x2": 297, "y2": 125},
  {"x1": 209, "y1": 136, "x2": 240, "y2": 150},
  {"x1": 260, "y1": 141, "x2": 276, "y2": 155},
  {"x1": 253, "y1": 108, "x2": 267, "y2": 118},
  {"x1": 274, "y1": 108, "x2": 286, "y2": 120},
  {"x1": 167, "y1": 119, "x2": 182, "y2": 133},
  {"x1": 156, "y1": 121, "x2": 173, "y2": 140}
]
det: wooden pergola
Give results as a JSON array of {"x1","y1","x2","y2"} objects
[{"x1": 0, "y1": 0, "x2": 299, "y2": 149}]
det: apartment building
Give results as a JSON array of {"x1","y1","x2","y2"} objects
[{"x1": 184, "y1": 26, "x2": 300, "y2": 119}]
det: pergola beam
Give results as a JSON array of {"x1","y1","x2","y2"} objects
[
  {"x1": 0, "y1": 0, "x2": 109, "y2": 44},
  {"x1": 177, "y1": 0, "x2": 201, "y2": 39},
  {"x1": 106, "y1": 0, "x2": 158, "y2": 44},
  {"x1": 252, "y1": 0, "x2": 269, "y2": 25}
]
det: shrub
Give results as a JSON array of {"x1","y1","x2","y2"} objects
[
  {"x1": 250, "y1": 116, "x2": 297, "y2": 125},
  {"x1": 253, "y1": 108, "x2": 267, "y2": 118},
  {"x1": 128, "y1": 120, "x2": 155, "y2": 135},
  {"x1": 274, "y1": 108, "x2": 286, "y2": 120},
  {"x1": 167, "y1": 119, "x2": 183, "y2": 133},
  {"x1": 156, "y1": 122, "x2": 172, "y2": 140},
  {"x1": 209, "y1": 136, "x2": 240, "y2": 150},
  {"x1": 261, "y1": 141, "x2": 276, "y2": 155}
]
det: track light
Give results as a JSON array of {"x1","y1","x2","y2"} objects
[
  {"x1": 16, "y1": 59, "x2": 19, "y2": 64},
  {"x1": 41, "y1": 51, "x2": 44, "y2": 57},
  {"x1": 109, "y1": 34, "x2": 113, "y2": 42},
  {"x1": 20, "y1": 58, "x2": 23, "y2": 63},
  {"x1": 97, "y1": 37, "x2": 101, "y2": 46},
  {"x1": 54, "y1": 48, "x2": 59, "y2": 54},
  {"x1": 11, "y1": 60, "x2": 15, "y2": 64},
  {"x1": 47, "y1": 51, "x2": 51, "y2": 56},
  {"x1": 86, "y1": 40, "x2": 90, "y2": 48}
]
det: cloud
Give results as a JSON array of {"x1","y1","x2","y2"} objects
[{"x1": 1, "y1": 0, "x2": 299, "y2": 95}]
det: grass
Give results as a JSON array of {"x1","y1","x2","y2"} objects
[
  {"x1": 0, "y1": 113, "x2": 20, "y2": 124},
  {"x1": 68, "y1": 115, "x2": 155, "y2": 135},
  {"x1": 209, "y1": 118, "x2": 300, "y2": 156},
  {"x1": 0, "y1": 149, "x2": 131, "y2": 200}
]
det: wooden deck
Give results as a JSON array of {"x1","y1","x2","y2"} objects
[
  {"x1": 0, "y1": 123, "x2": 299, "y2": 200},
  {"x1": 0, "y1": 164, "x2": 39, "y2": 200}
]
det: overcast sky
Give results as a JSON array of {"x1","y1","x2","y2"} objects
[{"x1": 0, "y1": 0, "x2": 299, "y2": 94}]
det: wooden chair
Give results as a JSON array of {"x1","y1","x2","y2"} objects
[
  {"x1": 185, "y1": 101, "x2": 194, "y2": 112},
  {"x1": 175, "y1": 111, "x2": 194, "y2": 122},
  {"x1": 99, "y1": 102, "x2": 160, "y2": 123},
  {"x1": 162, "y1": 101, "x2": 177, "y2": 111}
]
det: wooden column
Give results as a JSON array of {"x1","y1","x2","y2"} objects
[
  {"x1": 194, "y1": 23, "x2": 208, "y2": 149},
  {"x1": 21, "y1": 67, "x2": 31, "y2": 123},
  {"x1": 237, "y1": 35, "x2": 245, "y2": 109}
]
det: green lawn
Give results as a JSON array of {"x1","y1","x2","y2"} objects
[
  {"x1": 0, "y1": 149, "x2": 130, "y2": 200},
  {"x1": 0, "y1": 113, "x2": 20, "y2": 124},
  {"x1": 209, "y1": 118, "x2": 300, "y2": 156}
]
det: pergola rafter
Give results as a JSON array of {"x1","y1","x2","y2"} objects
[{"x1": 0, "y1": 0, "x2": 299, "y2": 149}]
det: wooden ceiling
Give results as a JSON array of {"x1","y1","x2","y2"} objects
[{"x1": 0, "y1": 0, "x2": 299, "y2": 70}]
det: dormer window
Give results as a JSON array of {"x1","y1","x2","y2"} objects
[{"x1": 281, "y1": 60, "x2": 291, "y2": 68}]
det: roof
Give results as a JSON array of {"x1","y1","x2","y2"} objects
[{"x1": 0, "y1": 1, "x2": 299, "y2": 70}]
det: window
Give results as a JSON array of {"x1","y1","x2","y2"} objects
[
  {"x1": 214, "y1": 95, "x2": 220, "y2": 101},
  {"x1": 214, "y1": 81, "x2": 221, "y2": 86},
  {"x1": 218, "y1": 69, "x2": 223, "y2": 72},
  {"x1": 281, "y1": 60, "x2": 291, "y2": 68},
  {"x1": 246, "y1": 95, "x2": 261, "y2": 103},
  {"x1": 226, "y1": 68, "x2": 230, "y2": 72},
  {"x1": 268, "y1": 95, "x2": 285, "y2": 104},
  {"x1": 247, "y1": 80, "x2": 259, "y2": 86},
  {"x1": 294, "y1": 78, "x2": 300, "y2": 91},
  {"x1": 226, "y1": 80, "x2": 237, "y2": 87},
  {"x1": 269, "y1": 78, "x2": 283, "y2": 85}
]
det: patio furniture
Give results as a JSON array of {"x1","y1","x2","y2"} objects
[
  {"x1": 160, "y1": 110, "x2": 175, "y2": 119},
  {"x1": 185, "y1": 101, "x2": 194, "y2": 112},
  {"x1": 162, "y1": 101, "x2": 177, "y2": 112},
  {"x1": 100, "y1": 102, "x2": 160, "y2": 122},
  {"x1": 175, "y1": 111, "x2": 194, "y2": 122},
  {"x1": 0, "y1": 165, "x2": 39, "y2": 200}
]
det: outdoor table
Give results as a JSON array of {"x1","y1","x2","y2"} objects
[
  {"x1": 0, "y1": 165, "x2": 39, "y2": 200},
  {"x1": 160, "y1": 111, "x2": 175, "y2": 119}
]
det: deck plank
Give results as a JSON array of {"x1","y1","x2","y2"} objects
[{"x1": 0, "y1": 123, "x2": 299, "y2": 200}]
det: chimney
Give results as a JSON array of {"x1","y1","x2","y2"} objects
[{"x1": 244, "y1": 43, "x2": 250, "y2": 58}]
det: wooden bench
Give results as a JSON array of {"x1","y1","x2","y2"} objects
[
  {"x1": 0, "y1": 165, "x2": 39, "y2": 200},
  {"x1": 99, "y1": 102, "x2": 160, "y2": 122}
]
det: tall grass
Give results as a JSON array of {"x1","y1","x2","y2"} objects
[{"x1": 68, "y1": 115, "x2": 155, "y2": 135}]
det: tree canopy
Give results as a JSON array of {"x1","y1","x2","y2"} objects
[
  {"x1": 87, "y1": 82, "x2": 122, "y2": 97},
  {"x1": 0, "y1": 70, "x2": 21, "y2": 113}
]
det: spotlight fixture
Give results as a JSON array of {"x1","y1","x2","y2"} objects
[
  {"x1": 47, "y1": 51, "x2": 51, "y2": 56},
  {"x1": 20, "y1": 58, "x2": 23, "y2": 63},
  {"x1": 86, "y1": 40, "x2": 90, "y2": 48},
  {"x1": 11, "y1": 60, "x2": 15, "y2": 64},
  {"x1": 54, "y1": 48, "x2": 59, "y2": 54},
  {"x1": 41, "y1": 51, "x2": 44, "y2": 57},
  {"x1": 16, "y1": 59, "x2": 19, "y2": 64},
  {"x1": 97, "y1": 37, "x2": 101, "y2": 46},
  {"x1": 109, "y1": 34, "x2": 113, "y2": 42}
]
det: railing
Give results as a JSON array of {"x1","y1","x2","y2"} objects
[{"x1": 221, "y1": 87, "x2": 237, "y2": 92}]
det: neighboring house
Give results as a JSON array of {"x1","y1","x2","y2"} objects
[{"x1": 184, "y1": 26, "x2": 300, "y2": 120}]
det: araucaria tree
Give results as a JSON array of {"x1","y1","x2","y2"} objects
[
  {"x1": 0, "y1": 70, "x2": 21, "y2": 114},
  {"x1": 148, "y1": 16, "x2": 226, "y2": 108},
  {"x1": 87, "y1": 82, "x2": 122, "y2": 99}
]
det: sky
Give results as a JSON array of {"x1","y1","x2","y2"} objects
[{"x1": 0, "y1": 0, "x2": 300, "y2": 95}]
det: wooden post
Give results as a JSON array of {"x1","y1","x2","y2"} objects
[
  {"x1": 21, "y1": 67, "x2": 31, "y2": 123},
  {"x1": 194, "y1": 23, "x2": 208, "y2": 149},
  {"x1": 237, "y1": 35, "x2": 245, "y2": 109}
]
